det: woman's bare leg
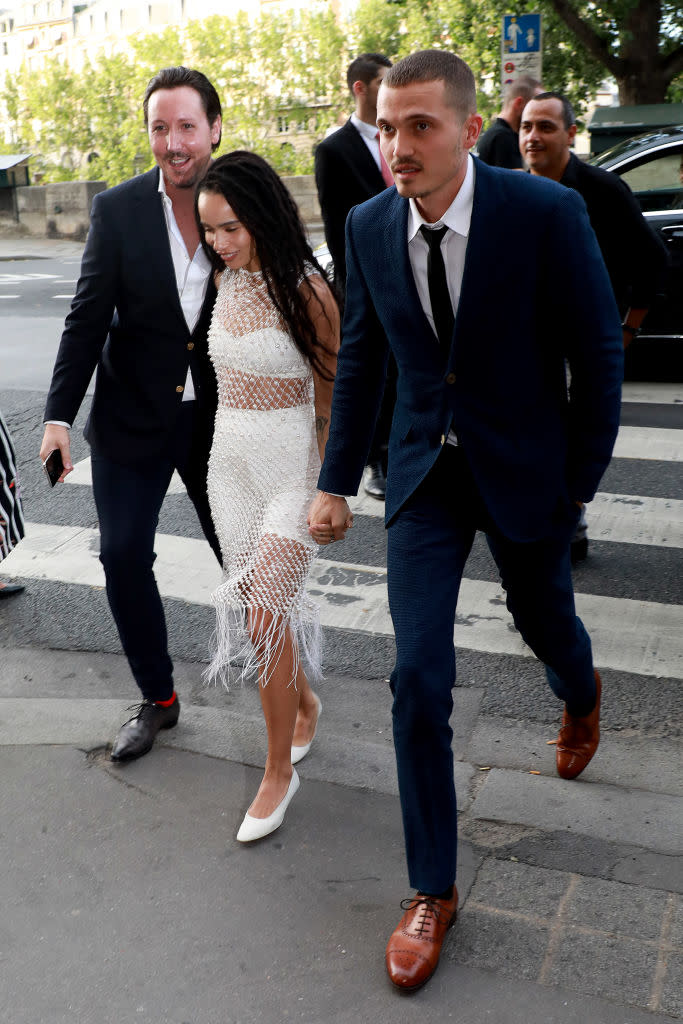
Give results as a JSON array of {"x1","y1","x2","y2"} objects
[
  {"x1": 292, "y1": 664, "x2": 321, "y2": 748},
  {"x1": 246, "y1": 613, "x2": 298, "y2": 819},
  {"x1": 244, "y1": 534, "x2": 319, "y2": 817}
]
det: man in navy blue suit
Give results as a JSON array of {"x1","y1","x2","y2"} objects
[
  {"x1": 40, "y1": 67, "x2": 223, "y2": 763},
  {"x1": 308, "y1": 50, "x2": 623, "y2": 992}
]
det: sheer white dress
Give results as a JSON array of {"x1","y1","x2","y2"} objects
[{"x1": 205, "y1": 266, "x2": 322, "y2": 686}]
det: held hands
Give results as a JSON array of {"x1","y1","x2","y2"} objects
[
  {"x1": 39, "y1": 424, "x2": 74, "y2": 483},
  {"x1": 308, "y1": 492, "x2": 353, "y2": 546}
]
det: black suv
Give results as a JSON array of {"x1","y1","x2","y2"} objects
[{"x1": 590, "y1": 126, "x2": 683, "y2": 380}]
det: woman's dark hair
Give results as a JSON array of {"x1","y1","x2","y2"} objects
[{"x1": 195, "y1": 151, "x2": 337, "y2": 379}]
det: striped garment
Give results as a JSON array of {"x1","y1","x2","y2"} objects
[{"x1": 0, "y1": 409, "x2": 25, "y2": 561}]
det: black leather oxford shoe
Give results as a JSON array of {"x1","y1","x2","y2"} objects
[{"x1": 110, "y1": 698, "x2": 180, "y2": 762}]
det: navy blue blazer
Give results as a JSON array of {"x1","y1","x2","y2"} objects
[
  {"x1": 318, "y1": 160, "x2": 624, "y2": 543},
  {"x1": 45, "y1": 167, "x2": 217, "y2": 463}
]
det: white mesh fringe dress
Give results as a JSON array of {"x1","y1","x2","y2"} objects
[{"x1": 205, "y1": 266, "x2": 322, "y2": 687}]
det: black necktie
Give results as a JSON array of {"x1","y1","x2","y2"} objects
[{"x1": 420, "y1": 225, "x2": 454, "y2": 352}]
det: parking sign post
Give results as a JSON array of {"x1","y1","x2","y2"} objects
[{"x1": 502, "y1": 13, "x2": 542, "y2": 89}]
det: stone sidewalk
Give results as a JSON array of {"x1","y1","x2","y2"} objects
[{"x1": 0, "y1": 645, "x2": 680, "y2": 1024}]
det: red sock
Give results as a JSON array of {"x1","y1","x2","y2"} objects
[{"x1": 155, "y1": 692, "x2": 177, "y2": 707}]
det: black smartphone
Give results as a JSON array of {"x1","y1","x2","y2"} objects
[{"x1": 43, "y1": 448, "x2": 64, "y2": 487}]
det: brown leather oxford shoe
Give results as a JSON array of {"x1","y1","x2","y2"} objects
[
  {"x1": 385, "y1": 888, "x2": 458, "y2": 992},
  {"x1": 556, "y1": 671, "x2": 601, "y2": 780}
]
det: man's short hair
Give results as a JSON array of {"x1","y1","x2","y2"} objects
[
  {"x1": 530, "y1": 91, "x2": 576, "y2": 130},
  {"x1": 383, "y1": 49, "x2": 477, "y2": 119},
  {"x1": 143, "y1": 66, "x2": 222, "y2": 149},
  {"x1": 346, "y1": 53, "x2": 392, "y2": 95},
  {"x1": 503, "y1": 75, "x2": 542, "y2": 106}
]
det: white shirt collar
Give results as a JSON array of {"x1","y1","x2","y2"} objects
[
  {"x1": 408, "y1": 154, "x2": 475, "y2": 241},
  {"x1": 158, "y1": 168, "x2": 171, "y2": 203},
  {"x1": 351, "y1": 112, "x2": 380, "y2": 141}
]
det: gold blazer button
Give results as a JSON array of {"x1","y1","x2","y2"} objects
[
  {"x1": 445, "y1": 372, "x2": 456, "y2": 385},
  {"x1": 187, "y1": 342, "x2": 195, "y2": 350},
  {"x1": 176, "y1": 385, "x2": 184, "y2": 393},
  {"x1": 441, "y1": 434, "x2": 446, "y2": 445}
]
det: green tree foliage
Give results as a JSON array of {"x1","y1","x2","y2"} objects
[
  {"x1": 353, "y1": 0, "x2": 608, "y2": 124},
  {"x1": 361, "y1": 0, "x2": 682, "y2": 109},
  {"x1": 545, "y1": 0, "x2": 683, "y2": 105},
  {"x1": 0, "y1": 0, "x2": 680, "y2": 183}
]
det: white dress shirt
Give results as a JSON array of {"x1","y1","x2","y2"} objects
[
  {"x1": 407, "y1": 154, "x2": 475, "y2": 334},
  {"x1": 325, "y1": 156, "x2": 475, "y2": 491},
  {"x1": 158, "y1": 173, "x2": 212, "y2": 402},
  {"x1": 407, "y1": 155, "x2": 476, "y2": 446},
  {"x1": 350, "y1": 112, "x2": 383, "y2": 172}
]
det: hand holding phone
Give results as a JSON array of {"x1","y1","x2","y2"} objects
[{"x1": 43, "y1": 448, "x2": 65, "y2": 487}]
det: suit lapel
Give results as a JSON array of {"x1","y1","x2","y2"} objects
[
  {"x1": 452, "y1": 160, "x2": 499, "y2": 353},
  {"x1": 382, "y1": 192, "x2": 445, "y2": 361},
  {"x1": 342, "y1": 120, "x2": 387, "y2": 195}
]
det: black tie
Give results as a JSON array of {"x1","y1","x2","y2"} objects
[{"x1": 420, "y1": 225, "x2": 454, "y2": 352}]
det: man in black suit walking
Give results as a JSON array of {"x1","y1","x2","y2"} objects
[
  {"x1": 39, "y1": 67, "x2": 223, "y2": 762},
  {"x1": 476, "y1": 74, "x2": 542, "y2": 169},
  {"x1": 315, "y1": 53, "x2": 394, "y2": 499},
  {"x1": 520, "y1": 91, "x2": 668, "y2": 561}
]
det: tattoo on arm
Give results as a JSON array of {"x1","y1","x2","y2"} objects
[{"x1": 315, "y1": 415, "x2": 329, "y2": 438}]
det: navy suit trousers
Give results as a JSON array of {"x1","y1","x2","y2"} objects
[
  {"x1": 387, "y1": 445, "x2": 595, "y2": 894},
  {"x1": 91, "y1": 403, "x2": 221, "y2": 701}
]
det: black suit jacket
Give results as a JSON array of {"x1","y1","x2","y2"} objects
[
  {"x1": 560, "y1": 153, "x2": 668, "y2": 315},
  {"x1": 314, "y1": 119, "x2": 387, "y2": 286},
  {"x1": 45, "y1": 167, "x2": 217, "y2": 463}
]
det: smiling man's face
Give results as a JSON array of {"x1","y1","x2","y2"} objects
[{"x1": 147, "y1": 85, "x2": 221, "y2": 191}]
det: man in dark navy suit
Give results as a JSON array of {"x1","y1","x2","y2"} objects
[
  {"x1": 309, "y1": 50, "x2": 623, "y2": 992},
  {"x1": 315, "y1": 52, "x2": 395, "y2": 499},
  {"x1": 40, "y1": 67, "x2": 223, "y2": 762}
]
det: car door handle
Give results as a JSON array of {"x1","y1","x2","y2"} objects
[{"x1": 659, "y1": 225, "x2": 683, "y2": 242}]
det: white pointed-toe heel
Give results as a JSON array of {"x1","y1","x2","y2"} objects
[
  {"x1": 236, "y1": 769, "x2": 300, "y2": 842},
  {"x1": 291, "y1": 695, "x2": 322, "y2": 765}
]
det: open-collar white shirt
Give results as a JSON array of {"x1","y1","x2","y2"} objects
[
  {"x1": 158, "y1": 172, "x2": 212, "y2": 402},
  {"x1": 350, "y1": 112, "x2": 383, "y2": 172}
]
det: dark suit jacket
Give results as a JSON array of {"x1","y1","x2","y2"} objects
[
  {"x1": 476, "y1": 118, "x2": 524, "y2": 169},
  {"x1": 314, "y1": 119, "x2": 387, "y2": 286},
  {"x1": 560, "y1": 152, "x2": 668, "y2": 315},
  {"x1": 44, "y1": 167, "x2": 217, "y2": 463},
  {"x1": 318, "y1": 161, "x2": 624, "y2": 543}
]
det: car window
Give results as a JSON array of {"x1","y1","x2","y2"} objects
[{"x1": 618, "y1": 147, "x2": 683, "y2": 212}]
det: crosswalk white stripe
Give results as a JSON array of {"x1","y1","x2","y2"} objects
[
  {"x1": 584, "y1": 493, "x2": 683, "y2": 547},
  {"x1": 352, "y1": 488, "x2": 683, "y2": 546},
  {"x1": 4, "y1": 522, "x2": 682, "y2": 679},
  {"x1": 612, "y1": 426, "x2": 682, "y2": 462},
  {"x1": 65, "y1": 453, "x2": 683, "y2": 548},
  {"x1": 621, "y1": 383, "x2": 683, "y2": 405}
]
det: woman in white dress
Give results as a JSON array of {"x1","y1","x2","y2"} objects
[{"x1": 195, "y1": 152, "x2": 343, "y2": 841}]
